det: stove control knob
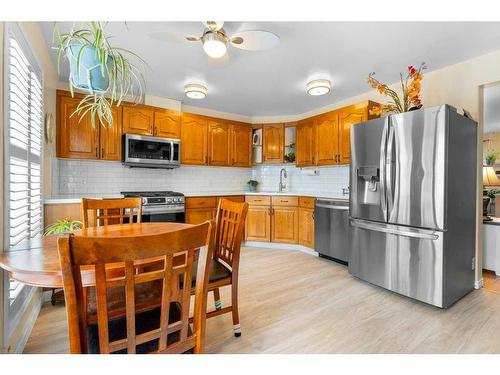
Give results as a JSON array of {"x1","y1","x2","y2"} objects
[
  {"x1": 142, "y1": 198, "x2": 147, "y2": 205},
  {"x1": 167, "y1": 198, "x2": 173, "y2": 204}
]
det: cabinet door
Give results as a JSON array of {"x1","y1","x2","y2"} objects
[
  {"x1": 208, "y1": 119, "x2": 231, "y2": 166},
  {"x1": 263, "y1": 124, "x2": 284, "y2": 163},
  {"x1": 185, "y1": 208, "x2": 215, "y2": 225},
  {"x1": 123, "y1": 106, "x2": 154, "y2": 135},
  {"x1": 298, "y1": 207, "x2": 315, "y2": 249},
  {"x1": 245, "y1": 205, "x2": 271, "y2": 242},
  {"x1": 271, "y1": 206, "x2": 298, "y2": 244},
  {"x1": 315, "y1": 112, "x2": 339, "y2": 165},
  {"x1": 338, "y1": 106, "x2": 367, "y2": 165},
  {"x1": 296, "y1": 118, "x2": 315, "y2": 167},
  {"x1": 181, "y1": 114, "x2": 208, "y2": 165},
  {"x1": 100, "y1": 106, "x2": 123, "y2": 161},
  {"x1": 154, "y1": 110, "x2": 181, "y2": 138},
  {"x1": 57, "y1": 95, "x2": 99, "y2": 159},
  {"x1": 231, "y1": 124, "x2": 252, "y2": 167}
]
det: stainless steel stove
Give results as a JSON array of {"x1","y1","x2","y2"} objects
[{"x1": 121, "y1": 191, "x2": 185, "y2": 222}]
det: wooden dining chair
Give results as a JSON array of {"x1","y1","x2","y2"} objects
[
  {"x1": 81, "y1": 197, "x2": 142, "y2": 228},
  {"x1": 58, "y1": 222, "x2": 213, "y2": 354},
  {"x1": 191, "y1": 198, "x2": 248, "y2": 337}
]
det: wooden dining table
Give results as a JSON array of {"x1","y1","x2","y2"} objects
[{"x1": 0, "y1": 222, "x2": 193, "y2": 289}]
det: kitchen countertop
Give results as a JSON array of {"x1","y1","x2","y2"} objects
[{"x1": 45, "y1": 191, "x2": 349, "y2": 204}]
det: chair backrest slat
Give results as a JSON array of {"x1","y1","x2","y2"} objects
[
  {"x1": 81, "y1": 198, "x2": 142, "y2": 228},
  {"x1": 58, "y1": 222, "x2": 213, "y2": 354},
  {"x1": 214, "y1": 199, "x2": 248, "y2": 270}
]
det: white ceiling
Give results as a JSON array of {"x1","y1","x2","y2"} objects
[{"x1": 40, "y1": 22, "x2": 500, "y2": 117}]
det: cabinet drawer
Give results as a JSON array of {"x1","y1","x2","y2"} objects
[
  {"x1": 245, "y1": 195, "x2": 271, "y2": 206},
  {"x1": 185, "y1": 197, "x2": 217, "y2": 209},
  {"x1": 218, "y1": 195, "x2": 245, "y2": 204},
  {"x1": 271, "y1": 196, "x2": 298, "y2": 207},
  {"x1": 299, "y1": 196, "x2": 315, "y2": 209}
]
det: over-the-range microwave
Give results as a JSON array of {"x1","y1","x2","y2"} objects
[{"x1": 122, "y1": 133, "x2": 181, "y2": 169}]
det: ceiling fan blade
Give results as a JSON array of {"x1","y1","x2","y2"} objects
[
  {"x1": 231, "y1": 36, "x2": 244, "y2": 45},
  {"x1": 203, "y1": 21, "x2": 224, "y2": 31},
  {"x1": 186, "y1": 36, "x2": 202, "y2": 42},
  {"x1": 230, "y1": 30, "x2": 280, "y2": 51}
]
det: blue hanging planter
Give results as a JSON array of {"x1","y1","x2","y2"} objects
[{"x1": 67, "y1": 44, "x2": 110, "y2": 93}]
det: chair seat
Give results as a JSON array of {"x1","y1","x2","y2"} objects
[
  {"x1": 86, "y1": 304, "x2": 193, "y2": 354},
  {"x1": 191, "y1": 259, "x2": 231, "y2": 287}
]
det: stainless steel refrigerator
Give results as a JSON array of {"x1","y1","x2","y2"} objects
[{"x1": 348, "y1": 105, "x2": 477, "y2": 308}]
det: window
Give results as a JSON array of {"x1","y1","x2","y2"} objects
[{"x1": 3, "y1": 22, "x2": 43, "y2": 342}]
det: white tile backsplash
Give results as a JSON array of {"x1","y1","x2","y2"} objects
[
  {"x1": 51, "y1": 159, "x2": 349, "y2": 198},
  {"x1": 251, "y1": 164, "x2": 349, "y2": 195}
]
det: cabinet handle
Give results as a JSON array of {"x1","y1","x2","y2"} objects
[
  {"x1": 101, "y1": 147, "x2": 104, "y2": 158},
  {"x1": 206, "y1": 155, "x2": 209, "y2": 164},
  {"x1": 95, "y1": 147, "x2": 98, "y2": 158}
]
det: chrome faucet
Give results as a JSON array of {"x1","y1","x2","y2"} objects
[{"x1": 279, "y1": 168, "x2": 288, "y2": 193}]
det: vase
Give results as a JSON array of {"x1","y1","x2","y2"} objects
[
  {"x1": 247, "y1": 184, "x2": 257, "y2": 192},
  {"x1": 67, "y1": 44, "x2": 110, "y2": 93}
]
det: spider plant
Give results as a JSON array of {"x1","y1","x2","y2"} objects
[
  {"x1": 43, "y1": 219, "x2": 83, "y2": 235},
  {"x1": 54, "y1": 22, "x2": 146, "y2": 128}
]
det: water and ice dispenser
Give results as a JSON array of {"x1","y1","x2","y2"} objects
[{"x1": 357, "y1": 166, "x2": 380, "y2": 205}]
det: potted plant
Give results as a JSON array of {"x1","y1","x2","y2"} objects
[
  {"x1": 247, "y1": 180, "x2": 259, "y2": 192},
  {"x1": 367, "y1": 62, "x2": 427, "y2": 116},
  {"x1": 485, "y1": 152, "x2": 498, "y2": 166},
  {"x1": 43, "y1": 218, "x2": 83, "y2": 235},
  {"x1": 54, "y1": 22, "x2": 146, "y2": 128}
]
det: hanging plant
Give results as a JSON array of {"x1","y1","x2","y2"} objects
[
  {"x1": 54, "y1": 22, "x2": 146, "y2": 127},
  {"x1": 367, "y1": 62, "x2": 427, "y2": 116}
]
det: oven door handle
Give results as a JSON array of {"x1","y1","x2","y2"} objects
[{"x1": 142, "y1": 205, "x2": 185, "y2": 215}]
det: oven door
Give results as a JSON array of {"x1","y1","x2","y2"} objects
[{"x1": 141, "y1": 205, "x2": 185, "y2": 223}]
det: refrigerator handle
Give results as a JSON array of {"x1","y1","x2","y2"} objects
[
  {"x1": 350, "y1": 219, "x2": 439, "y2": 240},
  {"x1": 386, "y1": 124, "x2": 395, "y2": 216},
  {"x1": 379, "y1": 118, "x2": 389, "y2": 221}
]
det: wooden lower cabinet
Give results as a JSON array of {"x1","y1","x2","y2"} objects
[
  {"x1": 298, "y1": 207, "x2": 315, "y2": 249},
  {"x1": 245, "y1": 205, "x2": 271, "y2": 242},
  {"x1": 271, "y1": 206, "x2": 298, "y2": 244},
  {"x1": 185, "y1": 208, "x2": 216, "y2": 224}
]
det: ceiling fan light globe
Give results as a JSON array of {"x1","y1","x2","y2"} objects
[
  {"x1": 202, "y1": 31, "x2": 227, "y2": 58},
  {"x1": 306, "y1": 79, "x2": 331, "y2": 96}
]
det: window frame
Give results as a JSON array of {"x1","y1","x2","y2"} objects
[{"x1": 2, "y1": 22, "x2": 44, "y2": 345}]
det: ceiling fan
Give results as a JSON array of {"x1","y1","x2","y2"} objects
[{"x1": 185, "y1": 21, "x2": 280, "y2": 58}]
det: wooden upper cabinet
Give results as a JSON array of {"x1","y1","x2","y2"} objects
[
  {"x1": 181, "y1": 114, "x2": 208, "y2": 165},
  {"x1": 123, "y1": 105, "x2": 154, "y2": 135},
  {"x1": 338, "y1": 105, "x2": 368, "y2": 165},
  {"x1": 296, "y1": 118, "x2": 315, "y2": 167},
  {"x1": 314, "y1": 112, "x2": 339, "y2": 165},
  {"x1": 57, "y1": 95, "x2": 99, "y2": 159},
  {"x1": 100, "y1": 106, "x2": 122, "y2": 161},
  {"x1": 154, "y1": 110, "x2": 181, "y2": 138},
  {"x1": 231, "y1": 123, "x2": 252, "y2": 167},
  {"x1": 263, "y1": 123, "x2": 284, "y2": 163},
  {"x1": 208, "y1": 119, "x2": 231, "y2": 166}
]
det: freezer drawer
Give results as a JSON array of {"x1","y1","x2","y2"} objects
[
  {"x1": 314, "y1": 199, "x2": 350, "y2": 263},
  {"x1": 348, "y1": 219, "x2": 445, "y2": 307}
]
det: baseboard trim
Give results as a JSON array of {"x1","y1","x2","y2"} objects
[
  {"x1": 474, "y1": 278, "x2": 484, "y2": 289},
  {"x1": 243, "y1": 241, "x2": 318, "y2": 256}
]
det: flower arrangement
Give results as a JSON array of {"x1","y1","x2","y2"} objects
[{"x1": 367, "y1": 62, "x2": 427, "y2": 116}]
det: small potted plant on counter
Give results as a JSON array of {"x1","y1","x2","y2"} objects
[
  {"x1": 247, "y1": 180, "x2": 259, "y2": 192},
  {"x1": 485, "y1": 151, "x2": 498, "y2": 166}
]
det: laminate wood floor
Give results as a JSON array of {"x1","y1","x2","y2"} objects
[{"x1": 24, "y1": 247, "x2": 500, "y2": 354}]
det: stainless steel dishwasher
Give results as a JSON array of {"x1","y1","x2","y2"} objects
[{"x1": 314, "y1": 199, "x2": 351, "y2": 264}]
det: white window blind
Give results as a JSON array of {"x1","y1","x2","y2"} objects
[{"x1": 3, "y1": 23, "x2": 43, "y2": 315}]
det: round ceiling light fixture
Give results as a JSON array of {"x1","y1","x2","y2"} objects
[
  {"x1": 306, "y1": 79, "x2": 331, "y2": 96},
  {"x1": 184, "y1": 83, "x2": 208, "y2": 99},
  {"x1": 202, "y1": 30, "x2": 227, "y2": 58}
]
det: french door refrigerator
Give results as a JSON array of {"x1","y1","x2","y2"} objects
[{"x1": 348, "y1": 105, "x2": 477, "y2": 308}]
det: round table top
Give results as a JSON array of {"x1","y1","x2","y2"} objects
[{"x1": 0, "y1": 222, "x2": 192, "y2": 288}]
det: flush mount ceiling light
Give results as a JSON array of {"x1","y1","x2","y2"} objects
[
  {"x1": 202, "y1": 30, "x2": 228, "y2": 58},
  {"x1": 184, "y1": 83, "x2": 208, "y2": 99},
  {"x1": 306, "y1": 79, "x2": 331, "y2": 96}
]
